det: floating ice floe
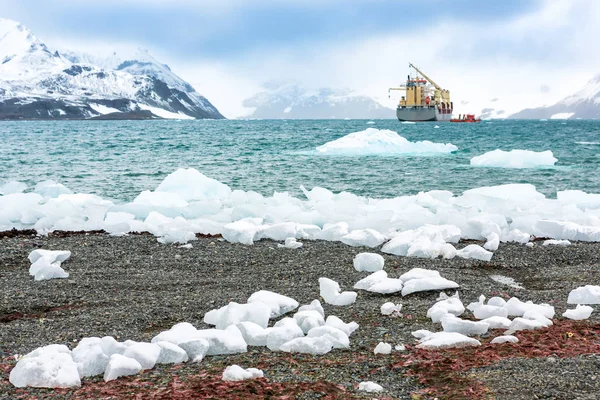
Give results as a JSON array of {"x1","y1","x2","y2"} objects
[
  {"x1": 470, "y1": 149, "x2": 557, "y2": 169},
  {"x1": 222, "y1": 365, "x2": 264, "y2": 381},
  {"x1": 28, "y1": 249, "x2": 71, "y2": 281},
  {"x1": 567, "y1": 285, "x2": 600, "y2": 304},
  {"x1": 563, "y1": 304, "x2": 594, "y2": 320},
  {"x1": 315, "y1": 128, "x2": 458, "y2": 156},
  {"x1": 319, "y1": 277, "x2": 357, "y2": 306},
  {"x1": 353, "y1": 252, "x2": 384, "y2": 272},
  {"x1": 358, "y1": 381, "x2": 384, "y2": 392}
]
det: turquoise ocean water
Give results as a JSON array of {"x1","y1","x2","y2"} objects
[{"x1": 1, "y1": 119, "x2": 599, "y2": 202}]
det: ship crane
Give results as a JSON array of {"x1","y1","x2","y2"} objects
[{"x1": 408, "y1": 63, "x2": 442, "y2": 92}]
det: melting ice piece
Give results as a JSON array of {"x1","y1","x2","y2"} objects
[
  {"x1": 307, "y1": 326, "x2": 350, "y2": 349},
  {"x1": 222, "y1": 365, "x2": 263, "y2": 381},
  {"x1": 402, "y1": 277, "x2": 459, "y2": 296},
  {"x1": 481, "y1": 316, "x2": 512, "y2": 330},
  {"x1": 399, "y1": 268, "x2": 441, "y2": 282},
  {"x1": 381, "y1": 302, "x2": 402, "y2": 316},
  {"x1": 417, "y1": 332, "x2": 481, "y2": 350},
  {"x1": 204, "y1": 302, "x2": 271, "y2": 329},
  {"x1": 491, "y1": 335, "x2": 519, "y2": 344},
  {"x1": 567, "y1": 285, "x2": 600, "y2": 304},
  {"x1": 508, "y1": 317, "x2": 545, "y2": 332},
  {"x1": 155, "y1": 342, "x2": 189, "y2": 364},
  {"x1": 236, "y1": 322, "x2": 269, "y2": 346},
  {"x1": 563, "y1": 304, "x2": 594, "y2": 320},
  {"x1": 103, "y1": 354, "x2": 142, "y2": 382},
  {"x1": 341, "y1": 229, "x2": 386, "y2": 248},
  {"x1": 298, "y1": 300, "x2": 325, "y2": 318},
  {"x1": 441, "y1": 314, "x2": 489, "y2": 336},
  {"x1": 294, "y1": 310, "x2": 325, "y2": 333},
  {"x1": 247, "y1": 290, "x2": 299, "y2": 318},
  {"x1": 353, "y1": 252, "x2": 385, "y2": 272},
  {"x1": 279, "y1": 336, "x2": 334, "y2": 355},
  {"x1": 9, "y1": 345, "x2": 80, "y2": 388},
  {"x1": 470, "y1": 149, "x2": 557, "y2": 169},
  {"x1": 266, "y1": 318, "x2": 304, "y2": 351},
  {"x1": 542, "y1": 239, "x2": 571, "y2": 246},
  {"x1": 277, "y1": 237, "x2": 303, "y2": 249},
  {"x1": 456, "y1": 245, "x2": 493, "y2": 261},
  {"x1": 122, "y1": 343, "x2": 162, "y2": 370},
  {"x1": 358, "y1": 381, "x2": 384, "y2": 392},
  {"x1": 373, "y1": 342, "x2": 392, "y2": 355},
  {"x1": 325, "y1": 315, "x2": 359, "y2": 336},
  {"x1": 474, "y1": 305, "x2": 509, "y2": 320},
  {"x1": 319, "y1": 277, "x2": 357, "y2": 306}
]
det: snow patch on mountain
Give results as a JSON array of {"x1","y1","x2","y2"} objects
[
  {"x1": 0, "y1": 18, "x2": 223, "y2": 120},
  {"x1": 510, "y1": 74, "x2": 600, "y2": 119}
]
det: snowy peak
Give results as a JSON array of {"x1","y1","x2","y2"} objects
[
  {"x1": 243, "y1": 82, "x2": 394, "y2": 119},
  {"x1": 510, "y1": 73, "x2": 600, "y2": 119},
  {"x1": 0, "y1": 19, "x2": 223, "y2": 120}
]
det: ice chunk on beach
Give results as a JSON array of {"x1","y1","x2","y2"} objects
[
  {"x1": 381, "y1": 302, "x2": 402, "y2": 315},
  {"x1": 266, "y1": 318, "x2": 305, "y2": 351},
  {"x1": 319, "y1": 277, "x2": 357, "y2": 306},
  {"x1": 151, "y1": 322, "x2": 199, "y2": 345},
  {"x1": 122, "y1": 343, "x2": 161, "y2": 370},
  {"x1": 508, "y1": 317, "x2": 545, "y2": 331},
  {"x1": 72, "y1": 339, "x2": 109, "y2": 378},
  {"x1": 441, "y1": 314, "x2": 490, "y2": 336},
  {"x1": 482, "y1": 316, "x2": 512, "y2": 330},
  {"x1": 236, "y1": 322, "x2": 269, "y2": 346},
  {"x1": 103, "y1": 354, "x2": 142, "y2": 382},
  {"x1": 35, "y1": 180, "x2": 72, "y2": 198},
  {"x1": 535, "y1": 220, "x2": 600, "y2": 242},
  {"x1": 354, "y1": 270, "x2": 388, "y2": 290},
  {"x1": 341, "y1": 229, "x2": 386, "y2": 248},
  {"x1": 412, "y1": 329, "x2": 433, "y2": 339},
  {"x1": 427, "y1": 292, "x2": 465, "y2": 320},
  {"x1": 353, "y1": 252, "x2": 385, "y2": 272},
  {"x1": 374, "y1": 342, "x2": 392, "y2": 355},
  {"x1": 474, "y1": 305, "x2": 509, "y2": 320},
  {"x1": 222, "y1": 219, "x2": 262, "y2": 245},
  {"x1": 366, "y1": 278, "x2": 403, "y2": 294},
  {"x1": 30, "y1": 259, "x2": 69, "y2": 281},
  {"x1": 325, "y1": 316, "x2": 359, "y2": 336},
  {"x1": 456, "y1": 245, "x2": 493, "y2": 261},
  {"x1": 204, "y1": 301, "x2": 271, "y2": 329},
  {"x1": 417, "y1": 332, "x2": 481, "y2": 350},
  {"x1": 316, "y1": 222, "x2": 350, "y2": 241},
  {"x1": 563, "y1": 304, "x2": 594, "y2": 320},
  {"x1": 178, "y1": 339, "x2": 210, "y2": 362},
  {"x1": 298, "y1": 299, "x2": 325, "y2": 317},
  {"x1": 10, "y1": 345, "x2": 80, "y2": 388},
  {"x1": 155, "y1": 168, "x2": 232, "y2": 201},
  {"x1": 222, "y1": 365, "x2": 263, "y2": 381},
  {"x1": 382, "y1": 226, "x2": 460, "y2": 259},
  {"x1": 195, "y1": 326, "x2": 248, "y2": 356},
  {"x1": 247, "y1": 290, "x2": 299, "y2": 318},
  {"x1": 155, "y1": 342, "x2": 188, "y2": 364},
  {"x1": 402, "y1": 277, "x2": 459, "y2": 296},
  {"x1": 307, "y1": 326, "x2": 350, "y2": 349},
  {"x1": 294, "y1": 310, "x2": 325, "y2": 333},
  {"x1": 100, "y1": 336, "x2": 127, "y2": 356},
  {"x1": 359, "y1": 381, "x2": 384, "y2": 392},
  {"x1": 280, "y1": 336, "x2": 334, "y2": 355},
  {"x1": 542, "y1": 239, "x2": 571, "y2": 246},
  {"x1": 567, "y1": 285, "x2": 600, "y2": 304},
  {"x1": 470, "y1": 149, "x2": 557, "y2": 168},
  {"x1": 277, "y1": 237, "x2": 303, "y2": 249},
  {"x1": 315, "y1": 128, "x2": 458, "y2": 155},
  {"x1": 399, "y1": 268, "x2": 441, "y2": 282},
  {"x1": 28, "y1": 249, "x2": 71, "y2": 264},
  {"x1": 491, "y1": 335, "x2": 519, "y2": 344}
]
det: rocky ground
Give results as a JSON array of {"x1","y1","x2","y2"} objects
[{"x1": 0, "y1": 232, "x2": 599, "y2": 399}]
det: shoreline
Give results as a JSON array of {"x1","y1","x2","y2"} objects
[{"x1": 1, "y1": 233, "x2": 599, "y2": 398}]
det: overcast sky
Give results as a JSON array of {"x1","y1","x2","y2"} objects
[{"x1": 1, "y1": 0, "x2": 598, "y2": 118}]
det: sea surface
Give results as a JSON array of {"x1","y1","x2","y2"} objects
[{"x1": 1, "y1": 119, "x2": 599, "y2": 202}]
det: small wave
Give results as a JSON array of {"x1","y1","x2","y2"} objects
[{"x1": 576, "y1": 141, "x2": 600, "y2": 145}]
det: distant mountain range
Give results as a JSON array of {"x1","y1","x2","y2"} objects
[
  {"x1": 0, "y1": 18, "x2": 224, "y2": 120},
  {"x1": 242, "y1": 82, "x2": 395, "y2": 119},
  {"x1": 510, "y1": 74, "x2": 600, "y2": 119}
]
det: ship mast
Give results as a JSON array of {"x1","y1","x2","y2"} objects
[{"x1": 408, "y1": 63, "x2": 442, "y2": 91}]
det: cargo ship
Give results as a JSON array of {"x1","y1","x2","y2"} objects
[{"x1": 389, "y1": 63, "x2": 453, "y2": 122}]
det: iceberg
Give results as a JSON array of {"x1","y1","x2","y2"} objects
[
  {"x1": 315, "y1": 128, "x2": 458, "y2": 155},
  {"x1": 470, "y1": 149, "x2": 557, "y2": 168}
]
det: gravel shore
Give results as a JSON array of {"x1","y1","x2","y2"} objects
[{"x1": 1, "y1": 232, "x2": 599, "y2": 399}]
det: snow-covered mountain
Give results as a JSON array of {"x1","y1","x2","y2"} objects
[
  {"x1": 0, "y1": 18, "x2": 224, "y2": 120},
  {"x1": 510, "y1": 74, "x2": 600, "y2": 119},
  {"x1": 242, "y1": 82, "x2": 395, "y2": 119}
]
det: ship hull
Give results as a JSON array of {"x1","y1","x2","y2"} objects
[{"x1": 396, "y1": 106, "x2": 452, "y2": 122}]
